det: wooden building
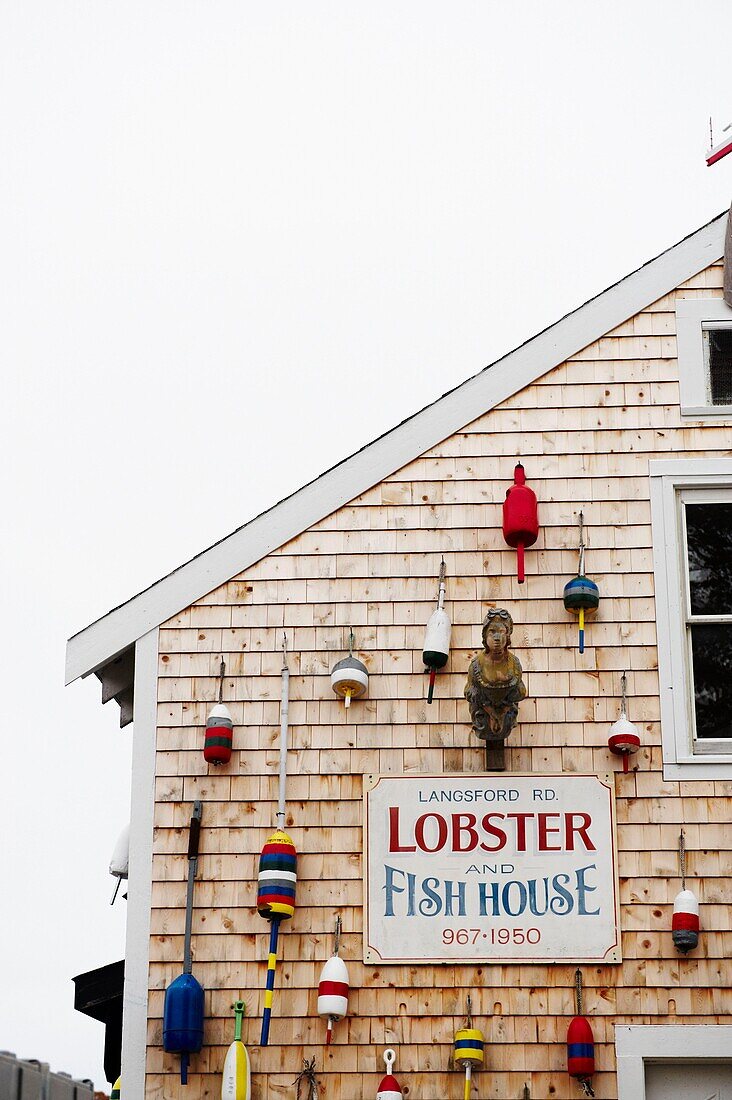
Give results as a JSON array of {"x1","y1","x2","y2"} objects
[{"x1": 67, "y1": 213, "x2": 732, "y2": 1099}]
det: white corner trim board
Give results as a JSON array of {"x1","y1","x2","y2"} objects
[
  {"x1": 676, "y1": 296, "x2": 732, "y2": 417},
  {"x1": 65, "y1": 214, "x2": 727, "y2": 685},
  {"x1": 615, "y1": 1024, "x2": 732, "y2": 1099},
  {"x1": 649, "y1": 458, "x2": 732, "y2": 781},
  {"x1": 120, "y1": 627, "x2": 159, "y2": 1095}
]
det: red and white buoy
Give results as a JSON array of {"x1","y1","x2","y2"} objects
[
  {"x1": 608, "y1": 672, "x2": 640, "y2": 773},
  {"x1": 672, "y1": 830, "x2": 700, "y2": 954},
  {"x1": 377, "y1": 1049, "x2": 403, "y2": 1100},
  {"x1": 204, "y1": 658, "x2": 234, "y2": 765},
  {"x1": 567, "y1": 970, "x2": 595, "y2": 1097},
  {"x1": 317, "y1": 915, "x2": 349, "y2": 1044}
]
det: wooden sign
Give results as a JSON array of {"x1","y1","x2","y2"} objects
[{"x1": 363, "y1": 773, "x2": 621, "y2": 964}]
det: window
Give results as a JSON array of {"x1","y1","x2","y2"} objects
[
  {"x1": 616, "y1": 1025, "x2": 732, "y2": 1099},
  {"x1": 650, "y1": 460, "x2": 732, "y2": 779},
  {"x1": 703, "y1": 325, "x2": 732, "y2": 404},
  {"x1": 682, "y1": 494, "x2": 732, "y2": 749},
  {"x1": 676, "y1": 297, "x2": 732, "y2": 416}
]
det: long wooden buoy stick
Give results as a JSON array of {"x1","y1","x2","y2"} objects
[{"x1": 277, "y1": 634, "x2": 290, "y2": 829}]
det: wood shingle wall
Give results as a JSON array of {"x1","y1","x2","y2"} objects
[{"x1": 147, "y1": 262, "x2": 732, "y2": 1099}]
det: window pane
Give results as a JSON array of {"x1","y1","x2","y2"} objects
[
  {"x1": 690, "y1": 623, "x2": 732, "y2": 740},
  {"x1": 703, "y1": 326, "x2": 732, "y2": 404},
  {"x1": 685, "y1": 502, "x2": 732, "y2": 615}
]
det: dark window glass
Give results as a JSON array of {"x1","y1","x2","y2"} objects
[
  {"x1": 690, "y1": 623, "x2": 732, "y2": 739},
  {"x1": 686, "y1": 502, "x2": 732, "y2": 615},
  {"x1": 704, "y1": 327, "x2": 732, "y2": 405}
]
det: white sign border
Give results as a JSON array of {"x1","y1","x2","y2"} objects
[{"x1": 363, "y1": 772, "x2": 622, "y2": 966}]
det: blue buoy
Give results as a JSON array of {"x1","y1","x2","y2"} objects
[
  {"x1": 163, "y1": 972, "x2": 205, "y2": 1076},
  {"x1": 163, "y1": 801, "x2": 205, "y2": 1083}
]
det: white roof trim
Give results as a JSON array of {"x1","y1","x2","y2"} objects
[{"x1": 66, "y1": 212, "x2": 727, "y2": 685}]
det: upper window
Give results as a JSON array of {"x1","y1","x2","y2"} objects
[
  {"x1": 650, "y1": 459, "x2": 732, "y2": 779},
  {"x1": 682, "y1": 494, "x2": 732, "y2": 749},
  {"x1": 703, "y1": 325, "x2": 732, "y2": 405},
  {"x1": 676, "y1": 298, "x2": 732, "y2": 416}
]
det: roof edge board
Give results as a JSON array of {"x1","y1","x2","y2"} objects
[{"x1": 65, "y1": 212, "x2": 727, "y2": 685}]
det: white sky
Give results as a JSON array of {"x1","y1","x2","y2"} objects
[{"x1": 1, "y1": 2, "x2": 731, "y2": 1088}]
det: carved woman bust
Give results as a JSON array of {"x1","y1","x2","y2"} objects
[{"x1": 464, "y1": 609, "x2": 527, "y2": 742}]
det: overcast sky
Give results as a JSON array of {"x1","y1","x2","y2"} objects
[{"x1": 2, "y1": 1, "x2": 731, "y2": 1088}]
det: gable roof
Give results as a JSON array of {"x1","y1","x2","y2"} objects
[{"x1": 66, "y1": 211, "x2": 727, "y2": 687}]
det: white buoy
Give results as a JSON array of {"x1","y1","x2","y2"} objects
[
  {"x1": 331, "y1": 631, "x2": 368, "y2": 709},
  {"x1": 317, "y1": 954, "x2": 349, "y2": 1044},
  {"x1": 422, "y1": 558, "x2": 451, "y2": 704},
  {"x1": 109, "y1": 823, "x2": 130, "y2": 905},
  {"x1": 317, "y1": 915, "x2": 349, "y2": 1044}
]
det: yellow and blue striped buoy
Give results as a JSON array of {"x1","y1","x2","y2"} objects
[
  {"x1": 221, "y1": 1001, "x2": 251, "y2": 1100},
  {"x1": 110, "y1": 1078, "x2": 121, "y2": 1099},
  {"x1": 563, "y1": 512, "x2": 599, "y2": 654},
  {"x1": 454, "y1": 1027, "x2": 484, "y2": 1099},
  {"x1": 257, "y1": 828, "x2": 297, "y2": 1045}
]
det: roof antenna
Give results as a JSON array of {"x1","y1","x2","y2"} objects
[{"x1": 706, "y1": 116, "x2": 732, "y2": 166}]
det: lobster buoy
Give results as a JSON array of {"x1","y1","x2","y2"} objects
[
  {"x1": 563, "y1": 511, "x2": 599, "y2": 654},
  {"x1": 163, "y1": 972, "x2": 205, "y2": 1075},
  {"x1": 608, "y1": 673, "x2": 640, "y2": 772},
  {"x1": 454, "y1": 1026, "x2": 484, "y2": 1100},
  {"x1": 221, "y1": 1001, "x2": 251, "y2": 1100},
  {"x1": 258, "y1": 829, "x2": 297, "y2": 1045},
  {"x1": 502, "y1": 462, "x2": 539, "y2": 583},
  {"x1": 204, "y1": 659, "x2": 234, "y2": 765},
  {"x1": 331, "y1": 631, "x2": 368, "y2": 709},
  {"x1": 109, "y1": 823, "x2": 130, "y2": 905},
  {"x1": 317, "y1": 953, "x2": 350, "y2": 1044},
  {"x1": 567, "y1": 1015, "x2": 595, "y2": 1089},
  {"x1": 111, "y1": 1079, "x2": 121, "y2": 1099},
  {"x1": 163, "y1": 801, "x2": 205, "y2": 1084},
  {"x1": 257, "y1": 829, "x2": 297, "y2": 921},
  {"x1": 672, "y1": 888, "x2": 700, "y2": 954},
  {"x1": 204, "y1": 702, "x2": 234, "y2": 765},
  {"x1": 377, "y1": 1049, "x2": 403, "y2": 1099},
  {"x1": 423, "y1": 559, "x2": 451, "y2": 704},
  {"x1": 563, "y1": 575, "x2": 599, "y2": 653}
]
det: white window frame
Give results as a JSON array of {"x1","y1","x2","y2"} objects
[
  {"x1": 676, "y1": 297, "x2": 732, "y2": 417},
  {"x1": 616, "y1": 1025, "x2": 732, "y2": 1098},
  {"x1": 650, "y1": 458, "x2": 732, "y2": 780}
]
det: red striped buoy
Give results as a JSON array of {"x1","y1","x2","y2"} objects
[
  {"x1": 317, "y1": 915, "x2": 349, "y2": 1044},
  {"x1": 377, "y1": 1049, "x2": 403, "y2": 1099},
  {"x1": 673, "y1": 889, "x2": 700, "y2": 954},
  {"x1": 567, "y1": 1015, "x2": 595, "y2": 1082},
  {"x1": 608, "y1": 672, "x2": 640, "y2": 772},
  {"x1": 567, "y1": 970, "x2": 595, "y2": 1096},
  {"x1": 204, "y1": 659, "x2": 233, "y2": 765},
  {"x1": 318, "y1": 955, "x2": 349, "y2": 1044},
  {"x1": 673, "y1": 830, "x2": 700, "y2": 955}
]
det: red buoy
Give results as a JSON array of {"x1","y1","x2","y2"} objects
[
  {"x1": 567, "y1": 969, "x2": 595, "y2": 1095},
  {"x1": 567, "y1": 1014, "x2": 595, "y2": 1082},
  {"x1": 502, "y1": 462, "x2": 539, "y2": 583}
]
